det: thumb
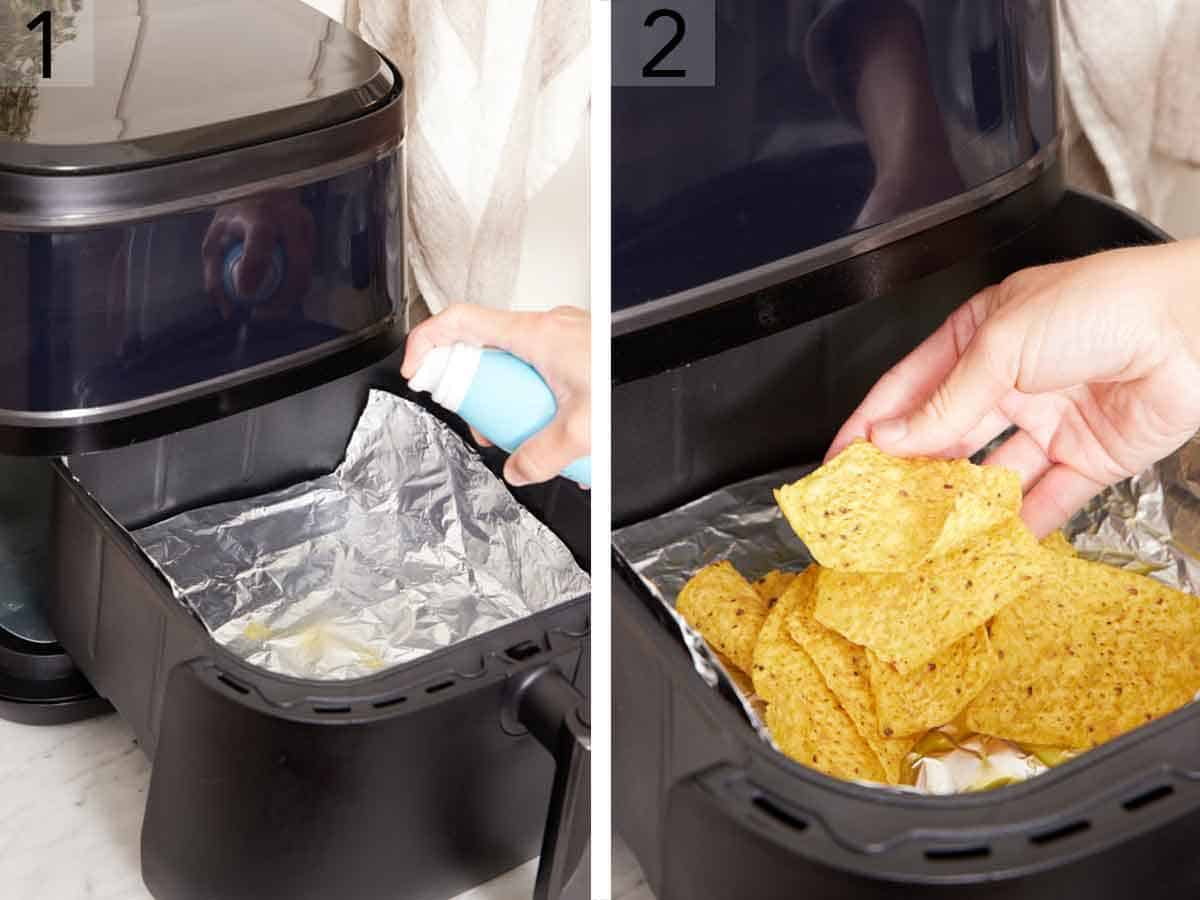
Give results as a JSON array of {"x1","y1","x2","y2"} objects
[
  {"x1": 503, "y1": 415, "x2": 587, "y2": 487},
  {"x1": 871, "y1": 320, "x2": 1017, "y2": 457}
]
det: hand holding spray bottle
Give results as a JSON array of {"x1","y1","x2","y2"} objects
[{"x1": 409, "y1": 342, "x2": 592, "y2": 487}]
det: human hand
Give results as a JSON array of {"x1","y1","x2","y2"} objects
[
  {"x1": 202, "y1": 192, "x2": 315, "y2": 319},
  {"x1": 401, "y1": 305, "x2": 591, "y2": 487},
  {"x1": 828, "y1": 241, "x2": 1200, "y2": 536}
]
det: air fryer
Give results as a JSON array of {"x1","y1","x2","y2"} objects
[
  {"x1": 0, "y1": 2, "x2": 588, "y2": 899},
  {"x1": 612, "y1": 2, "x2": 1199, "y2": 898}
]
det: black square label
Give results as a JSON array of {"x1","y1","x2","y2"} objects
[{"x1": 613, "y1": 0, "x2": 716, "y2": 87}]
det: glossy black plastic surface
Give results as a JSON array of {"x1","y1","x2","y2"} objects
[
  {"x1": 612, "y1": 189, "x2": 1194, "y2": 899},
  {"x1": 613, "y1": 0, "x2": 1059, "y2": 310},
  {"x1": 0, "y1": 456, "x2": 109, "y2": 724},
  {"x1": 0, "y1": 625, "x2": 111, "y2": 725},
  {"x1": 0, "y1": 0, "x2": 393, "y2": 173},
  {"x1": 0, "y1": 150, "x2": 403, "y2": 441},
  {"x1": 511, "y1": 665, "x2": 592, "y2": 900},
  {"x1": 612, "y1": 159, "x2": 1064, "y2": 386},
  {"x1": 0, "y1": 456, "x2": 56, "y2": 642}
]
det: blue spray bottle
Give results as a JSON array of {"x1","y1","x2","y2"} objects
[
  {"x1": 223, "y1": 241, "x2": 286, "y2": 307},
  {"x1": 409, "y1": 342, "x2": 591, "y2": 487}
]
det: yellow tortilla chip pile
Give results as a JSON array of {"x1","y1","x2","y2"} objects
[
  {"x1": 965, "y1": 557, "x2": 1200, "y2": 748},
  {"x1": 674, "y1": 440, "x2": 1200, "y2": 786},
  {"x1": 868, "y1": 627, "x2": 994, "y2": 739}
]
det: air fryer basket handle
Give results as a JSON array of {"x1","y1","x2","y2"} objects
[{"x1": 512, "y1": 664, "x2": 590, "y2": 900}]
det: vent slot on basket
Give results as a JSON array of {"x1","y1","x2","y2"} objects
[
  {"x1": 217, "y1": 673, "x2": 250, "y2": 695},
  {"x1": 373, "y1": 695, "x2": 408, "y2": 710},
  {"x1": 1123, "y1": 784, "x2": 1174, "y2": 812},
  {"x1": 751, "y1": 795, "x2": 808, "y2": 832},
  {"x1": 312, "y1": 704, "x2": 352, "y2": 715},
  {"x1": 924, "y1": 845, "x2": 991, "y2": 861},
  {"x1": 426, "y1": 680, "x2": 454, "y2": 694},
  {"x1": 1030, "y1": 820, "x2": 1090, "y2": 845},
  {"x1": 506, "y1": 640, "x2": 542, "y2": 662}
]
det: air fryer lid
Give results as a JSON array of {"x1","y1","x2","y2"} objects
[
  {"x1": 0, "y1": 0, "x2": 395, "y2": 174},
  {"x1": 0, "y1": 0, "x2": 406, "y2": 456}
]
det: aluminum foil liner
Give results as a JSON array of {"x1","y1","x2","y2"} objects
[
  {"x1": 132, "y1": 390, "x2": 590, "y2": 681},
  {"x1": 612, "y1": 436, "x2": 1200, "y2": 794}
]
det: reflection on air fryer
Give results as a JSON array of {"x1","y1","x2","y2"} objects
[{"x1": 617, "y1": 441, "x2": 1200, "y2": 795}]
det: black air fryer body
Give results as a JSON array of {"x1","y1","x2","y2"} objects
[
  {"x1": 0, "y1": 2, "x2": 588, "y2": 898},
  {"x1": 613, "y1": 2, "x2": 1198, "y2": 897}
]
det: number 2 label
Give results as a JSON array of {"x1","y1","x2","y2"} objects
[
  {"x1": 613, "y1": 0, "x2": 715, "y2": 88},
  {"x1": 642, "y1": 9, "x2": 687, "y2": 78}
]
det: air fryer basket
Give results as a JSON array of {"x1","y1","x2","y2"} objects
[
  {"x1": 612, "y1": 184, "x2": 1200, "y2": 899},
  {"x1": 48, "y1": 356, "x2": 590, "y2": 900}
]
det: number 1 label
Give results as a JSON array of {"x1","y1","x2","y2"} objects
[
  {"x1": 27, "y1": 10, "x2": 53, "y2": 80},
  {"x1": 1, "y1": 3, "x2": 95, "y2": 88}
]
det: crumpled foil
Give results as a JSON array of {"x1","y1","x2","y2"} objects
[
  {"x1": 132, "y1": 390, "x2": 590, "y2": 681},
  {"x1": 612, "y1": 436, "x2": 1200, "y2": 794}
]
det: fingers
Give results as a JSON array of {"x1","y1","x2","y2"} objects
[
  {"x1": 982, "y1": 428, "x2": 1052, "y2": 491},
  {"x1": 468, "y1": 426, "x2": 493, "y2": 448},
  {"x1": 401, "y1": 305, "x2": 529, "y2": 379},
  {"x1": 834, "y1": 406, "x2": 1012, "y2": 463},
  {"x1": 871, "y1": 306, "x2": 1019, "y2": 457},
  {"x1": 1020, "y1": 464, "x2": 1106, "y2": 538},
  {"x1": 401, "y1": 306, "x2": 589, "y2": 385},
  {"x1": 399, "y1": 305, "x2": 590, "y2": 487},
  {"x1": 827, "y1": 296, "x2": 989, "y2": 460},
  {"x1": 947, "y1": 410, "x2": 1015, "y2": 460},
  {"x1": 503, "y1": 412, "x2": 588, "y2": 487}
]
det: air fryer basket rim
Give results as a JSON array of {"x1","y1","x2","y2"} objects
[
  {"x1": 53, "y1": 468, "x2": 589, "y2": 716},
  {"x1": 615, "y1": 552, "x2": 1198, "y2": 812},
  {"x1": 615, "y1": 569, "x2": 1200, "y2": 887},
  {"x1": 611, "y1": 183, "x2": 1200, "y2": 889}
]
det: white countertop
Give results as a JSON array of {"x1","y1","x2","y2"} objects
[{"x1": 0, "y1": 712, "x2": 536, "y2": 900}]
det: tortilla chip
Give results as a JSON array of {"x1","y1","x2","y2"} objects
[
  {"x1": 932, "y1": 461, "x2": 1023, "y2": 559},
  {"x1": 774, "y1": 441, "x2": 1020, "y2": 572},
  {"x1": 785, "y1": 578, "x2": 914, "y2": 783},
  {"x1": 813, "y1": 518, "x2": 1042, "y2": 673},
  {"x1": 764, "y1": 700, "x2": 821, "y2": 773},
  {"x1": 752, "y1": 570, "x2": 884, "y2": 780},
  {"x1": 868, "y1": 627, "x2": 994, "y2": 737},
  {"x1": 676, "y1": 561, "x2": 769, "y2": 672},
  {"x1": 754, "y1": 570, "x2": 798, "y2": 606},
  {"x1": 751, "y1": 567, "x2": 819, "y2": 702},
  {"x1": 965, "y1": 556, "x2": 1200, "y2": 748},
  {"x1": 762, "y1": 646, "x2": 888, "y2": 784},
  {"x1": 713, "y1": 650, "x2": 757, "y2": 698},
  {"x1": 1040, "y1": 531, "x2": 1076, "y2": 556}
]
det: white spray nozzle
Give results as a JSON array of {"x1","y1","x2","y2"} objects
[{"x1": 408, "y1": 342, "x2": 482, "y2": 413}]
